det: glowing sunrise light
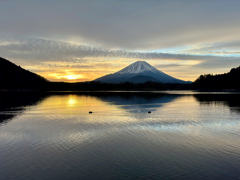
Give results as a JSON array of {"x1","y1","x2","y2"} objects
[
  {"x1": 65, "y1": 75, "x2": 82, "y2": 80},
  {"x1": 67, "y1": 95, "x2": 78, "y2": 107},
  {"x1": 48, "y1": 72, "x2": 84, "y2": 81},
  {"x1": 68, "y1": 98, "x2": 77, "y2": 106}
]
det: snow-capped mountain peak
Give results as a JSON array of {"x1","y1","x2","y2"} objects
[
  {"x1": 118, "y1": 61, "x2": 161, "y2": 74},
  {"x1": 94, "y1": 60, "x2": 188, "y2": 84}
]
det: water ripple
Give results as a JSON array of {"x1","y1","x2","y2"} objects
[{"x1": 0, "y1": 93, "x2": 240, "y2": 180}]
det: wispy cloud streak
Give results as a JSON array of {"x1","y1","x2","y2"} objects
[{"x1": 1, "y1": 39, "x2": 239, "y2": 63}]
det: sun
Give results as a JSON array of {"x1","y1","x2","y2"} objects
[
  {"x1": 65, "y1": 75, "x2": 78, "y2": 80},
  {"x1": 64, "y1": 74, "x2": 83, "y2": 80},
  {"x1": 47, "y1": 72, "x2": 84, "y2": 82}
]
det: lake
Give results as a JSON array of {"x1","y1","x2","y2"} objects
[{"x1": 0, "y1": 91, "x2": 240, "y2": 180}]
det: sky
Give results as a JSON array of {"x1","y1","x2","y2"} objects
[{"x1": 1, "y1": 0, "x2": 240, "y2": 82}]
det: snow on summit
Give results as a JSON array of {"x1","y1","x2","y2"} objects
[{"x1": 118, "y1": 61, "x2": 161, "y2": 74}]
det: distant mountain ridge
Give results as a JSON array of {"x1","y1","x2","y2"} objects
[
  {"x1": 94, "y1": 61, "x2": 189, "y2": 84},
  {"x1": 0, "y1": 57, "x2": 48, "y2": 89},
  {"x1": 0, "y1": 57, "x2": 191, "y2": 90}
]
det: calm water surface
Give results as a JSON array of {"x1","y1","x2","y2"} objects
[{"x1": 0, "y1": 91, "x2": 240, "y2": 180}]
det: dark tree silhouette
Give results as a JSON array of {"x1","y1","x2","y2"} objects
[{"x1": 194, "y1": 66, "x2": 240, "y2": 89}]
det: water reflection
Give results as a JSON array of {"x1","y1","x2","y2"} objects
[
  {"x1": 0, "y1": 91, "x2": 182, "y2": 115},
  {"x1": 93, "y1": 92, "x2": 183, "y2": 113},
  {"x1": 1, "y1": 92, "x2": 240, "y2": 180},
  {"x1": 194, "y1": 94, "x2": 240, "y2": 114},
  {"x1": 0, "y1": 92, "x2": 49, "y2": 124},
  {"x1": 1, "y1": 92, "x2": 240, "y2": 126},
  {"x1": 68, "y1": 96, "x2": 77, "y2": 106}
]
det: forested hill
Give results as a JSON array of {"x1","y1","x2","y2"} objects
[
  {"x1": 194, "y1": 66, "x2": 240, "y2": 89},
  {"x1": 0, "y1": 57, "x2": 48, "y2": 89}
]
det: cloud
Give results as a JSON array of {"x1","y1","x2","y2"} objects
[
  {"x1": 181, "y1": 41, "x2": 240, "y2": 56},
  {"x1": 2, "y1": 38, "x2": 240, "y2": 64},
  {"x1": 1, "y1": 38, "x2": 240, "y2": 76},
  {"x1": 1, "y1": 0, "x2": 240, "y2": 50},
  {"x1": 2, "y1": 1, "x2": 240, "y2": 82},
  {"x1": 154, "y1": 64, "x2": 187, "y2": 68},
  {"x1": 0, "y1": 39, "x2": 240, "y2": 81},
  {"x1": 192, "y1": 58, "x2": 240, "y2": 69},
  {"x1": 0, "y1": 38, "x2": 239, "y2": 82}
]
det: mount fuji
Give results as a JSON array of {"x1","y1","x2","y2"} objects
[{"x1": 94, "y1": 61, "x2": 190, "y2": 84}]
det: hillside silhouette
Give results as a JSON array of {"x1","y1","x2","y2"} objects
[
  {"x1": 0, "y1": 57, "x2": 48, "y2": 89},
  {"x1": 1, "y1": 57, "x2": 239, "y2": 91},
  {"x1": 194, "y1": 66, "x2": 240, "y2": 89},
  {"x1": 0, "y1": 57, "x2": 192, "y2": 91}
]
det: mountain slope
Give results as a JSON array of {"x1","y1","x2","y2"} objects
[
  {"x1": 0, "y1": 57, "x2": 48, "y2": 89},
  {"x1": 126, "y1": 75, "x2": 160, "y2": 83},
  {"x1": 194, "y1": 66, "x2": 240, "y2": 89},
  {"x1": 94, "y1": 61, "x2": 188, "y2": 84}
]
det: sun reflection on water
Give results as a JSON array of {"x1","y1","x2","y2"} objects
[{"x1": 68, "y1": 95, "x2": 77, "y2": 107}]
